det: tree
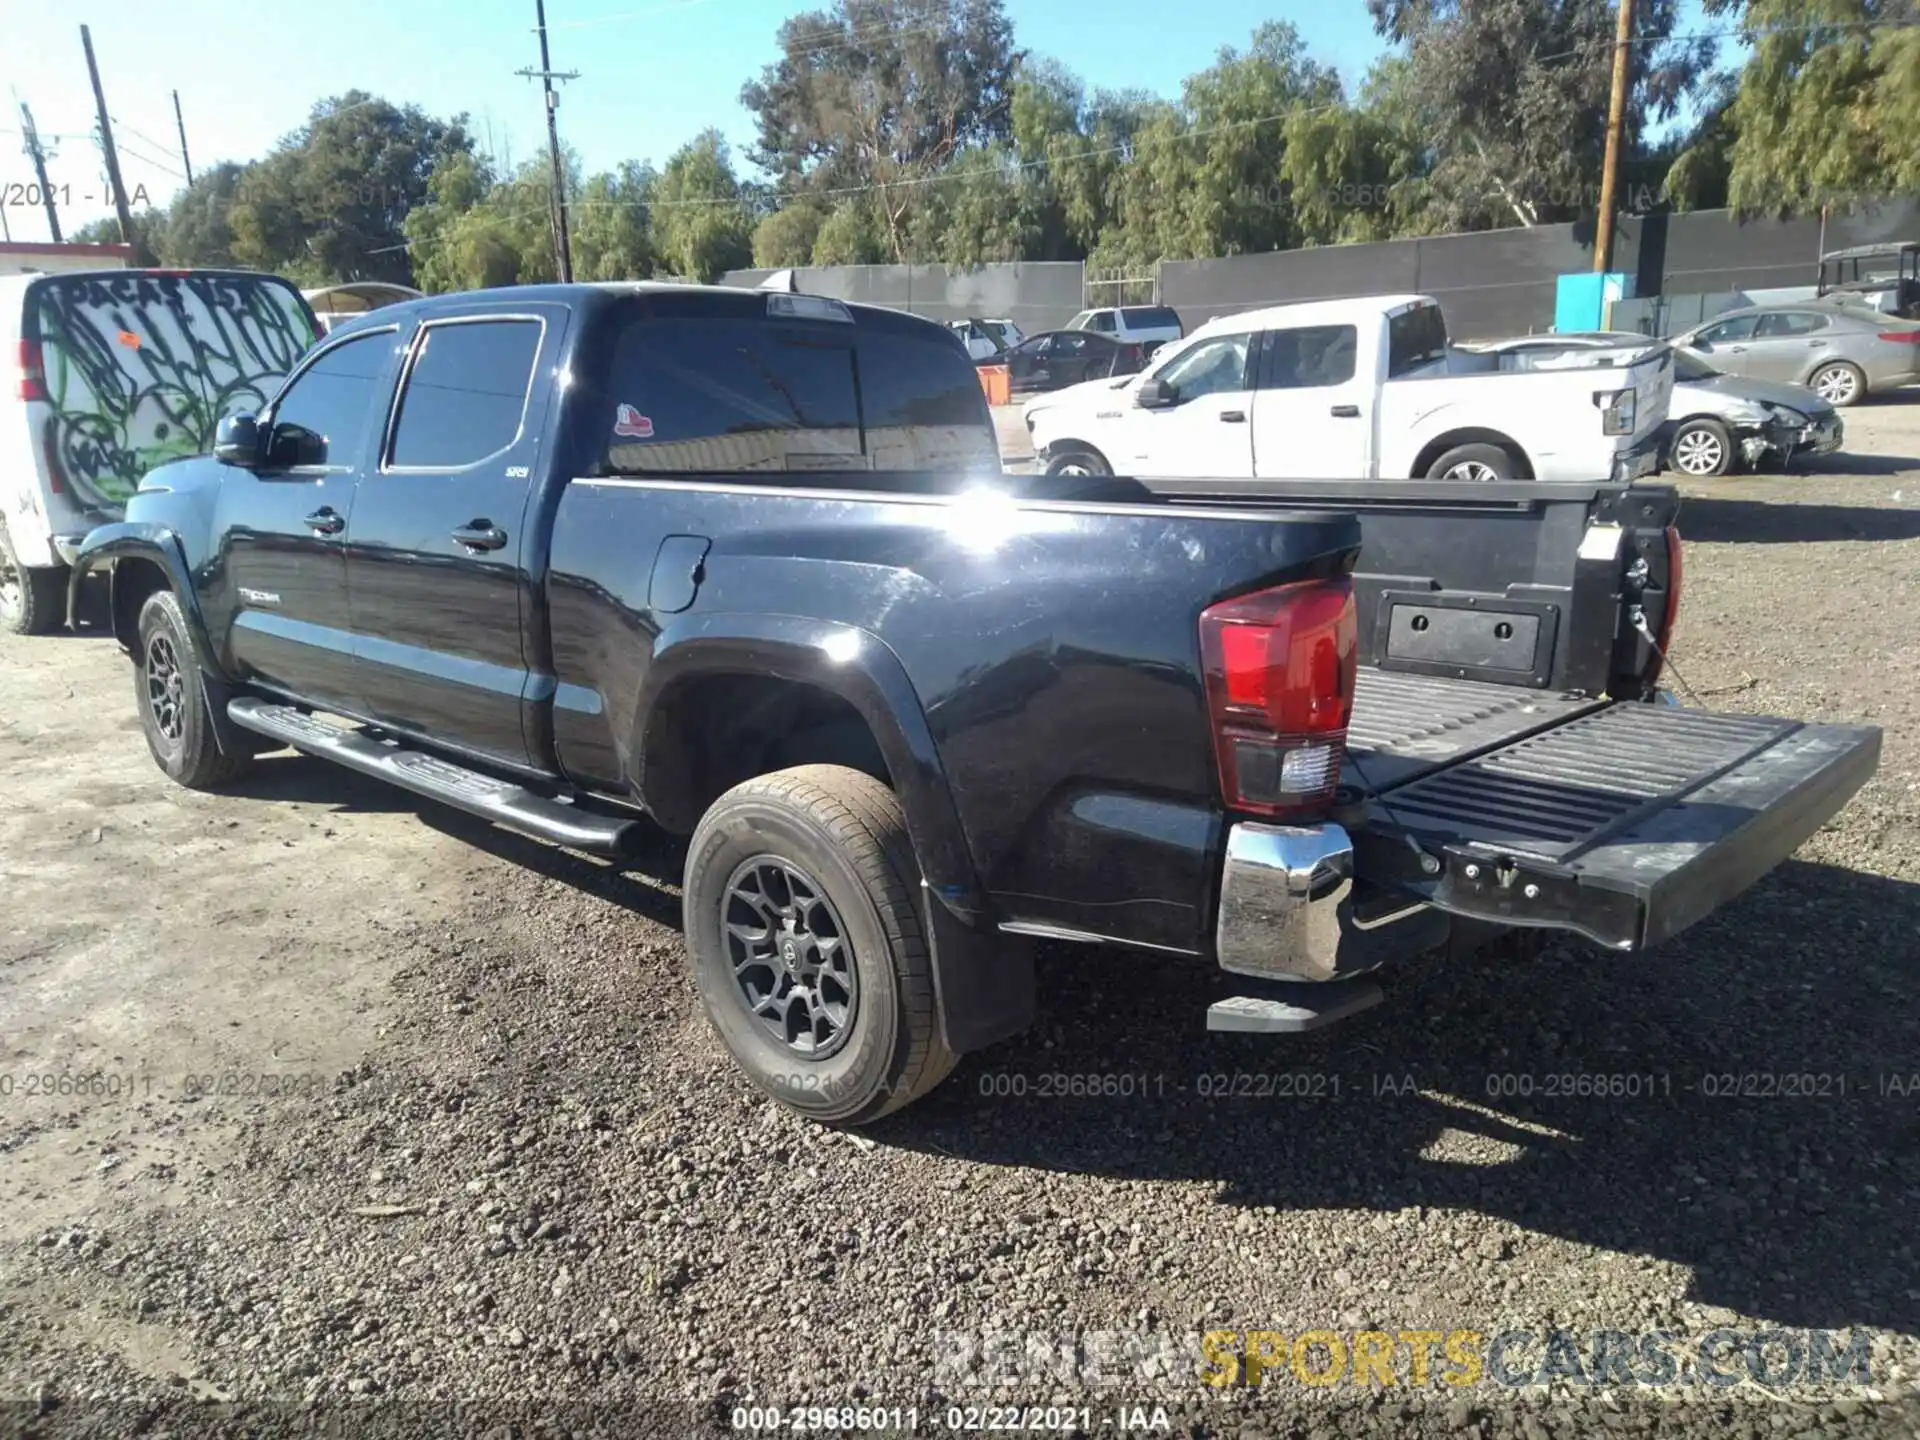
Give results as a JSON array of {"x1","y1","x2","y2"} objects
[
  {"x1": 1366, "y1": 0, "x2": 1714, "y2": 230},
  {"x1": 404, "y1": 153, "x2": 551, "y2": 293},
  {"x1": 652, "y1": 130, "x2": 754, "y2": 281},
  {"x1": 1279, "y1": 58, "x2": 1436, "y2": 244},
  {"x1": 153, "y1": 163, "x2": 247, "y2": 268},
  {"x1": 572, "y1": 161, "x2": 657, "y2": 281},
  {"x1": 810, "y1": 200, "x2": 887, "y2": 264},
  {"x1": 741, "y1": 0, "x2": 1021, "y2": 259},
  {"x1": 1094, "y1": 24, "x2": 1342, "y2": 266},
  {"x1": 753, "y1": 201, "x2": 828, "y2": 267},
  {"x1": 227, "y1": 92, "x2": 475, "y2": 286},
  {"x1": 71, "y1": 214, "x2": 161, "y2": 266},
  {"x1": 1693, "y1": 0, "x2": 1920, "y2": 214}
]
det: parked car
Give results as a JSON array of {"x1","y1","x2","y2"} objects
[
  {"x1": 74, "y1": 282, "x2": 1878, "y2": 1126},
  {"x1": 949, "y1": 319, "x2": 1005, "y2": 361},
  {"x1": 1463, "y1": 331, "x2": 1843, "y2": 478},
  {"x1": 0, "y1": 268, "x2": 319, "y2": 634},
  {"x1": 995, "y1": 329, "x2": 1147, "y2": 393},
  {"x1": 1672, "y1": 302, "x2": 1920, "y2": 408},
  {"x1": 1064, "y1": 304, "x2": 1184, "y2": 354},
  {"x1": 1026, "y1": 295, "x2": 1674, "y2": 485}
]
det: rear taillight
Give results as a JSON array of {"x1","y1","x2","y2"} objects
[
  {"x1": 1877, "y1": 330, "x2": 1920, "y2": 344},
  {"x1": 1594, "y1": 387, "x2": 1637, "y2": 436},
  {"x1": 17, "y1": 339, "x2": 48, "y2": 402},
  {"x1": 1660, "y1": 525, "x2": 1684, "y2": 651},
  {"x1": 1200, "y1": 577, "x2": 1357, "y2": 819}
]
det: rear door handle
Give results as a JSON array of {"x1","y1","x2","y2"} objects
[
  {"x1": 1220, "y1": 410, "x2": 1247, "y2": 423},
  {"x1": 304, "y1": 507, "x2": 345, "y2": 536},
  {"x1": 1331, "y1": 404, "x2": 1361, "y2": 418},
  {"x1": 452, "y1": 521, "x2": 509, "y2": 552}
]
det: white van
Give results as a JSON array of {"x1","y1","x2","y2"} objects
[{"x1": 1, "y1": 269, "x2": 319, "y2": 632}]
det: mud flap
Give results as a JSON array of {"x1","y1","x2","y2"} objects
[{"x1": 924, "y1": 885, "x2": 1036, "y2": 1052}]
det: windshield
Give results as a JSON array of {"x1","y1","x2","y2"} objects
[{"x1": 1671, "y1": 349, "x2": 1720, "y2": 382}]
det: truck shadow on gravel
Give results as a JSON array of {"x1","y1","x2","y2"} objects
[
  {"x1": 1676, "y1": 496, "x2": 1920, "y2": 543},
  {"x1": 892, "y1": 859, "x2": 1920, "y2": 1338}
]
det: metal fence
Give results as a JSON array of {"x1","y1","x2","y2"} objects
[{"x1": 720, "y1": 198, "x2": 1919, "y2": 342}]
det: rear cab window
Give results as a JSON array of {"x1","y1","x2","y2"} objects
[
  {"x1": 597, "y1": 304, "x2": 995, "y2": 476},
  {"x1": 28, "y1": 271, "x2": 319, "y2": 505},
  {"x1": 1386, "y1": 303, "x2": 1449, "y2": 378}
]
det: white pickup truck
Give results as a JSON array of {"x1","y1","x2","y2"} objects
[{"x1": 1023, "y1": 294, "x2": 1674, "y2": 486}]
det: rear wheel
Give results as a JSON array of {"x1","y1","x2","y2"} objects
[
  {"x1": 1425, "y1": 442, "x2": 1516, "y2": 482},
  {"x1": 1808, "y1": 361, "x2": 1866, "y2": 408},
  {"x1": 133, "y1": 589, "x2": 252, "y2": 790},
  {"x1": 1670, "y1": 417, "x2": 1734, "y2": 478},
  {"x1": 684, "y1": 765, "x2": 957, "y2": 1125},
  {"x1": 0, "y1": 518, "x2": 67, "y2": 636}
]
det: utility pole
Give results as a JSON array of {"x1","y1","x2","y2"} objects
[
  {"x1": 1593, "y1": 0, "x2": 1635, "y2": 273},
  {"x1": 173, "y1": 89, "x2": 195, "y2": 185},
  {"x1": 19, "y1": 101, "x2": 63, "y2": 242},
  {"x1": 517, "y1": 0, "x2": 578, "y2": 282},
  {"x1": 80, "y1": 25, "x2": 136, "y2": 244}
]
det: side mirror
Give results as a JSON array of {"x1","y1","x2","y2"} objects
[
  {"x1": 1135, "y1": 376, "x2": 1177, "y2": 409},
  {"x1": 214, "y1": 413, "x2": 262, "y2": 468}
]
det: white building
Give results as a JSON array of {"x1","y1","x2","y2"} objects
[{"x1": 0, "y1": 241, "x2": 135, "y2": 277}]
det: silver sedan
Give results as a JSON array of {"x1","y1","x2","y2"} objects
[{"x1": 1672, "y1": 302, "x2": 1920, "y2": 408}]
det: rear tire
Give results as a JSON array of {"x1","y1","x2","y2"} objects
[
  {"x1": 1808, "y1": 361, "x2": 1866, "y2": 408},
  {"x1": 684, "y1": 765, "x2": 957, "y2": 1125},
  {"x1": 1670, "y1": 417, "x2": 1734, "y2": 478},
  {"x1": 0, "y1": 518, "x2": 67, "y2": 636},
  {"x1": 133, "y1": 589, "x2": 252, "y2": 790},
  {"x1": 1425, "y1": 442, "x2": 1516, "y2": 481}
]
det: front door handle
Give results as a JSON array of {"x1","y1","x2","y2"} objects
[
  {"x1": 304, "y1": 507, "x2": 345, "y2": 536},
  {"x1": 1331, "y1": 404, "x2": 1361, "y2": 418},
  {"x1": 1219, "y1": 410, "x2": 1247, "y2": 423},
  {"x1": 452, "y1": 521, "x2": 509, "y2": 552}
]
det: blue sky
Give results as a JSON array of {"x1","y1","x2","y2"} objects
[{"x1": 2, "y1": 0, "x2": 1394, "y2": 242}]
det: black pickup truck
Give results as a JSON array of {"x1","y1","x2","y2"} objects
[{"x1": 74, "y1": 283, "x2": 1881, "y2": 1125}]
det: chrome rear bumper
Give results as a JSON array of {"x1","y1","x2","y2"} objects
[{"x1": 1215, "y1": 822, "x2": 1354, "y2": 983}]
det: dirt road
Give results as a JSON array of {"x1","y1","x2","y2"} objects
[{"x1": 2, "y1": 419, "x2": 1917, "y2": 1437}]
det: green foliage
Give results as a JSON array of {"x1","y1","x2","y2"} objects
[
  {"x1": 741, "y1": 0, "x2": 1021, "y2": 258},
  {"x1": 652, "y1": 130, "x2": 754, "y2": 281},
  {"x1": 1700, "y1": 0, "x2": 1920, "y2": 214},
  {"x1": 810, "y1": 200, "x2": 887, "y2": 264},
  {"x1": 753, "y1": 201, "x2": 826, "y2": 267},
  {"x1": 572, "y1": 161, "x2": 657, "y2": 282},
  {"x1": 225, "y1": 92, "x2": 474, "y2": 286}
]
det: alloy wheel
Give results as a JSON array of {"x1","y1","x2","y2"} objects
[
  {"x1": 1813, "y1": 366, "x2": 1861, "y2": 406},
  {"x1": 145, "y1": 632, "x2": 188, "y2": 744},
  {"x1": 722, "y1": 855, "x2": 859, "y2": 1059},
  {"x1": 1443, "y1": 461, "x2": 1501, "y2": 481},
  {"x1": 1673, "y1": 427, "x2": 1725, "y2": 476}
]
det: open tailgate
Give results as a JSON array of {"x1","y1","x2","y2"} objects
[{"x1": 1348, "y1": 678, "x2": 1880, "y2": 951}]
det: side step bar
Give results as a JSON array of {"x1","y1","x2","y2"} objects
[
  {"x1": 227, "y1": 698, "x2": 637, "y2": 856},
  {"x1": 1207, "y1": 976, "x2": 1384, "y2": 1034}
]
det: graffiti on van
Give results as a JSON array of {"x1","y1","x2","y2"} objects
[{"x1": 36, "y1": 273, "x2": 317, "y2": 509}]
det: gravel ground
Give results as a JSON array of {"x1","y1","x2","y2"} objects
[{"x1": 2, "y1": 403, "x2": 1917, "y2": 1439}]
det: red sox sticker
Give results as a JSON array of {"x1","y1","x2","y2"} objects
[{"x1": 613, "y1": 404, "x2": 654, "y2": 439}]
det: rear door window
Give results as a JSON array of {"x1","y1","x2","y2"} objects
[
  {"x1": 1754, "y1": 311, "x2": 1827, "y2": 338},
  {"x1": 1261, "y1": 324, "x2": 1359, "y2": 388},
  {"x1": 388, "y1": 319, "x2": 543, "y2": 469}
]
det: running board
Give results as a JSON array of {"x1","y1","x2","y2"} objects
[
  {"x1": 227, "y1": 698, "x2": 637, "y2": 856},
  {"x1": 1207, "y1": 977, "x2": 1384, "y2": 1034}
]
